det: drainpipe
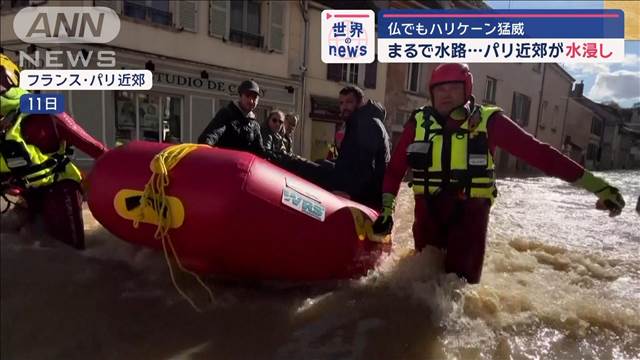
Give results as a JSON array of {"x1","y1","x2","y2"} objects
[
  {"x1": 560, "y1": 94, "x2": 570, "y2": 153},
  {"x1": 534, "y1": 63, "x2": 547, "y2": 139},
  {"x1": 299, "y1": 0, "x2": 309, "y2": 156}
]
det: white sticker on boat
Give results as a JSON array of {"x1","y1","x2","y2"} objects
[{"x1": 282, "y1": 187, "x2": 326, "y2": 222}]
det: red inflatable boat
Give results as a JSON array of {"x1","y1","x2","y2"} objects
[{"x1": 87, "y1": 141, "x2": 389, "y2": 281}]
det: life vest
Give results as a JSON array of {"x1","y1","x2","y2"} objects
[
  {"x1": 407, "y1": 105, "x2": 502, "y2": 204},
  {"x1": 0, "y1": 111, "x2": 82, "y2": 188}
]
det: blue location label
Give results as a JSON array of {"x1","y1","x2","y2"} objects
[{"x1": 19, "y1": 93, "x2": 65, "y2": 114}]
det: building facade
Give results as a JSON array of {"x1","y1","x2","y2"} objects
[
  {"x1": 538, "y1": 63, "x2": 574, "y2": 151},
  {"x1": 565, "y1": 95, "x2": 603, "y2": 169},
  {"x1": 565, "y1": 82, "x2": 623, "y2": 170},
  {"x1": 619, "y1": 104, "x2": 640, "y2": 169}
]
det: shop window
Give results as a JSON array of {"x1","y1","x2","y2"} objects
[
  {"x1": 163, "y1": 95, "x2": 182, "y2": 143},
  {"x1": 138, "y1": 93, "x2": 162, "y2": 142},
  {"x1": 115, "y1": 91, "x2": 182, "y2": 146},
  {"x1": 115, "y1": 91, "x2": 137, "y2": 146},
  {"x1": 310, "y1": 120, "x2": 337, "y2": 162},
  {"x1": 192, "y1": 97, "x2": 216, "y2": 142}
]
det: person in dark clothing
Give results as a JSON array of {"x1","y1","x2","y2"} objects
[
  {"x1": 198, "y1": 80, "x2": 328, "y2": 186},
  {"x1": 261, "y1": 110, "x2": 287, "y2": 153},
  {"x1": 332, "y1": 86, "x2": 391, "y2": 210},
  {"x1": 198, "y1": 80, "x2": 264, "y2": 156},
  {"x1": 282, "y1": 113, "x2": 298, "y2": 154}
]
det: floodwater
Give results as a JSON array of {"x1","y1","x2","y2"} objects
[{"x1": 1, "y1": 170, "x2": 639, "y2": 359}]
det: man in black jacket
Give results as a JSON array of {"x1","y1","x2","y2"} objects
[
  {"x1": 332, "y1": 86, "x2": 390, "y2": 210},
  {"x1": 198, "y1": 81, "x2": 326, "y2": 185},
  {"x1": 198, "y1": 80, "x2": 264, "y2": 155}
]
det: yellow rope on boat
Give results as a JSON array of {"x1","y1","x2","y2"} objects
[{"x1": 132, "y1": 143, "x2": 214, "y2": 312}]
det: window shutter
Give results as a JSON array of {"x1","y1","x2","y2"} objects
[
  {"x1": 178, "y1": 0, "x2": 198, "y2": 32},
  {"x1": 364, "y1": 61, "x2": 377, "y2": 89},
  {"x1": 268, "y1": 1, "x2": 285, "y2": 52},
  {"x1": 327, "y1": 64, "x2": 342, "y2": 81},
  {"x1": 210, "y1": 0, "x2": 228, "y2": 37},
  {"x1": 94, "y1": 0, "x2": 121, "y2": 13}
]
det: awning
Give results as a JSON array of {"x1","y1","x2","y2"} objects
[{"x1": 309, "y1": 96, "x2": 341, "y2": 122}]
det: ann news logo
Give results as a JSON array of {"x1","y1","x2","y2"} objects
[
  {"x1": 321, "y1": 10, "x2": 375, "y2": 64},
  {"x1": 13, "y1": 7, "x2": 120, "y2": 69}
]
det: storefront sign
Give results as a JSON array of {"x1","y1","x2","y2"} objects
[
  {"x1": 152, "y1": 70, "x2": 296, "y2": 106},
  {"x1": 153, "y1": 71, "x2": 258, "y2": 97}
]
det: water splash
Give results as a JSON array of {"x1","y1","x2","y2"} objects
[{"x1": 2, "y1": 171, "x2": 639, "y2": 359}]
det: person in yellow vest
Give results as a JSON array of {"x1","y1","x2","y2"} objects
[
  {"x1": 372, "y1": 63, "x2": 625, "y2": 283},
  {"x1": 0, "y1": 54, "x2": 107, "y2": 249}
]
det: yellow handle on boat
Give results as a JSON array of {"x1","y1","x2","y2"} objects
[{"x1": 348, "y1": 207, "x2": 391, "y2": 244}]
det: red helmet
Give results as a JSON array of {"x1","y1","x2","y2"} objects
[{"x1": 429, "y1": 63, "x2": 473, "y2": 101}]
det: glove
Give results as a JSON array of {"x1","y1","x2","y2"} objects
[
  {"x1": 372, "y1": 193, "x2": 396, "y2": 235},
  {"x1": 574, "y1": 171, "x2": 625, "y2": 217}
]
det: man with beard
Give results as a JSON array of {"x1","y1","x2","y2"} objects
[{"x1": 331, "y1": 86, "x2": 390, "y2": 210}]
